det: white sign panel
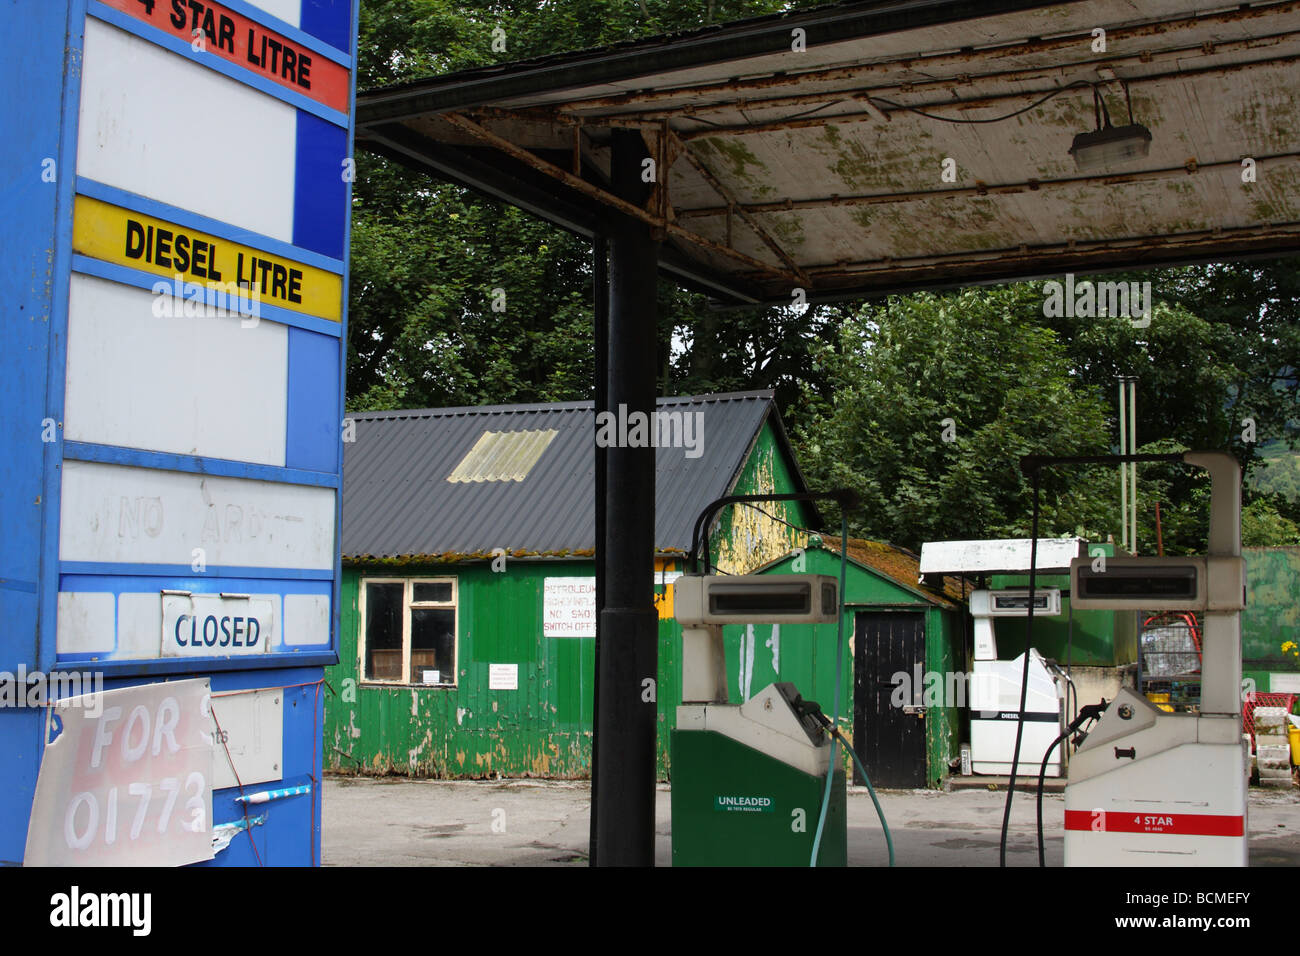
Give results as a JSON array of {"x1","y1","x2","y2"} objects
[
  {"x1": 59, "y1": 460, "x2": 336, "y2": 570},
  {"x1": 1269, "y1": 672, "x2": 1300, "y2": 694},
  {"x1": 78, "y1": 18, "x2": 297, "y2": 242},
  {"x1": 65, "y1": 275, "x2": 289, "y2": 466},
  {"x1": 246, "y1": 0, "x2": 301, "y2": 27},
  {"x1": 919, "y1": 538, "x2": 1085, "y2": 575},
  {"x1": 283, "y1": 594, "x2": 330, "y2": 647},
  {"x1": 162, "y1": 593, "x2": 275, "y2": 657},
  {"x1": 25, "y1": 678, "x2": 214, "y2": 866},
  {"x1": 56, "y1": 591, "x2": 116, "y2": 655},
  {"x1": 489, "y1": 664, "x2": 518, "y2": 690},
  {"x1": 208, "y1": 688, "x2": 284, "y2": 791},
  {"x1": 543, "y1": 577, "x2": 596, "y2": 637}
]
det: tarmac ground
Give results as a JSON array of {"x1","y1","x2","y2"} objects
[{"x1": 321, "y1": 774, "x2": 1300, "y2": 867}]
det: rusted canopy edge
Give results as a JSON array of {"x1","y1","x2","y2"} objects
[
  {"x1": 356, "y1": 0, "x2": 1087, "y2": 126},
  {"x1": 540, "y1": 3, "x2": 1300, "y2": 117},
  {"x1": 362, "y1": 121, "x2": 1300, "y2": 308},
  {"x1": 711, "y1": 229, "x2": 1300, "y2": 309},
  {"x1": 364, "y1": 117, "x2": 1300, "y2": 307},
  {"x1": 359, "y1": 124, "x2": 770, "y2": 305}
]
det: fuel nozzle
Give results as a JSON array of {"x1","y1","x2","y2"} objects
[
  {"x1": 1070, "y1": 698, "x2": 1108, "y2": 748},
  {"x1": 1072, "y1": 699, "x2": 1107, "y2": 728},
  {"x1": 793, "y1": 694, "x2": 830, "y2": 726}
]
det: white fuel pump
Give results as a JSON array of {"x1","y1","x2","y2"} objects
[
  {"x1": 968, "y1": 588, "x2": 1070, "y2": 776},
  {"x1": 1064, "y1": 451, "x2": 1247, "y2": 866},
  {"x1": 918, "y1": 539, "x2": 1080, "y2": 779}
]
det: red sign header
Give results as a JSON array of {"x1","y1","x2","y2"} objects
[{"x1": 105, "y1": 0, "x2": 349, "y2": 114}]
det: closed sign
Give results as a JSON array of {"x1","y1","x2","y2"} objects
[{"x1": 162, "y1": 593, "x2": 275, "y2": 657}]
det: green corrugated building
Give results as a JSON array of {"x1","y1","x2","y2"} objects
[
  {"x1": 324, "y1": 390, "x2": 819, "y2": 779},
  {"x1": 1243, "y1": 546, "x2": 1300, "y2": 694},
  {"x1": 752, "y1": 537, "x2": 966, "y2": 789}
]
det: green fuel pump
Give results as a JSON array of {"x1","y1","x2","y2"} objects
[{"x1": 670, "y1": 573, "x2": 848, "y2": 866}]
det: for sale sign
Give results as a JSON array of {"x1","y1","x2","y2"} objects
[{"x1": 24, "y1": 679, "x2": 214, "y2": 866}]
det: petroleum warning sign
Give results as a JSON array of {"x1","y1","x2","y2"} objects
[
  {"x1": 102, "y1": 0, "x2": 349, "y2": 112},
  {"x1": 73, "y1": 196, "x2": 342, "y2": 320}
]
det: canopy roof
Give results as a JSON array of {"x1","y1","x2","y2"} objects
[{"x1": 357, "y1": 0, "x2": 1300, "y2": 306}]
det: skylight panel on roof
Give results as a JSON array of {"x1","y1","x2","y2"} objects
[{"x1": 446, "y1": 429, "x2": 558, "y2": 482}]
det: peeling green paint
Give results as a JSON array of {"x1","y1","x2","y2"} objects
[
  {"x1": 756, "y1": 545, "x2": 962, "y2": 789},
  {"x1": 325, "y1": 420, "x2": 809, "y2": 783}
]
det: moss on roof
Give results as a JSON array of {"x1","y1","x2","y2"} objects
[{"x1": 814, "y1": 535, "x2": 966, "y2": 608}]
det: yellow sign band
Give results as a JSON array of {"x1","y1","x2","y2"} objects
[{"x1": 73, "y1": 196, "x2": 342, "y2": 321}]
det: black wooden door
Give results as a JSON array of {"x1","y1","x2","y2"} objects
[{"x1": 853, "y1": 612, "x2": 927, "y2": 789}]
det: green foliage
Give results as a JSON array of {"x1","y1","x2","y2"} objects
[
  {"x1": 1242, "y1": 497, "x2": 1300, "y2": 548},
  {"x1": 348, "y1": 182, "x2": 594, "y2": 409},
  {"x1": 1146, "y1": 259, "x2": 1300, "y2": 456},
  {"x1": 347, "y1": 2, "x2": 1300, "y2": 555},
  {"x1": 348, "y1": 0, "x2": 822, "y2": 411},
  {"x1": 790, "y1": 286, "x2": 1115, "y2": 551},
  {"x1": 1250, "y1": 450, "x2": 1300, "y2": 502}
]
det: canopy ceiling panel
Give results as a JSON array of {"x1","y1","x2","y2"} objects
[{"x1": 358, "y1": 0, "x2": 1300, "y2": 305}]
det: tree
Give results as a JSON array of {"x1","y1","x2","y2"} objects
[
  {"x1": 790, "y1": 285, "x2": 1117, "y2": 551},
  {"x1": 347, "y1": 2, "x2": 1300, "y2": 555},
  {"x1": 348, "y1": 0, "x2": 826, "y2": 411},
  {"x1": 1242, "y1": 497, "x2": 1300, "y2": 547}
]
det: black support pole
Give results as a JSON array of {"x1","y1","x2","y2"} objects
[
  {"x1": 591, "y1": 129, "x2": 659, "y2": 867},
  {"x1": 588, "y1": 235, "x2": 608, "y2": 866}
]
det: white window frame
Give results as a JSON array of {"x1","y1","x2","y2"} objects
[{"x1": 358, "y1": 576, "x2": 459, "y2": 687}]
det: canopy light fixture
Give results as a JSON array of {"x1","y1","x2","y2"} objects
[{"x1": 1070, "y1": 82, "x2": 1152, "y2": 171}]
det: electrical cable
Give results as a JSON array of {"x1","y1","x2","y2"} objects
[
  {"x1": 686, "y1": 81, "x2": 1092, "y2": 132},
  {"x1": 1034, "y1": 728, "x2": 1070, "y2": 868},
  {"x1": 869, "y1": 80, "x2": 1092, "y2": 126},
  {"x1": 797, "y1": 695, "x2": 895, "y2": 865},
  {"x1": 998, "y1": 467, "x2": 1041, "y2": 867},
  {"x1": 737, "y1": 501, "x2": 820, "y2": 537},
  {"x1": 778, "y1": 99, "x2": 846, "y2": 122},
  {"x1": 1035, "y1": 701, "x2": 1107, "y2": 866},
  {"x1": 828, "y1": 724, "x2": 895, "y2": 866},
  {"x1": 810, "y1": 513, "x2": 849, "y2": 866},
  {"x1": 212, "y1": 704, "x2": 264, "y2": 867}
]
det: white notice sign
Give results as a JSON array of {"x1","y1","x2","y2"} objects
[
  {"x1": 543, "y1": 577, "x2": 596, "y2": 637},
  {"x1": 489, "y1": 664, "x2": 518, "y2": 690},
  {"x1": 1269, "y1": 672, "x2": 1300, "y2": 694},
  {"x1": 162, "y1": 593, "x2": 275, "y2": 657},
  {"x1": 24, "y1": 678, "x2": 214, "y2": 866}
]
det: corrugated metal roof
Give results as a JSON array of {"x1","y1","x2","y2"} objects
[{"x1": 342, "y1": 390, "x2": 800, "y2": 560}]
